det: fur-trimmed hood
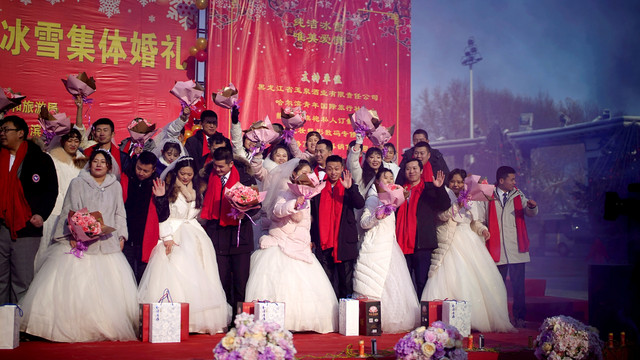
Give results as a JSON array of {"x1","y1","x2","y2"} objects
[{"x1": 49, "y1": 146, "x2": 87, "y2": 169}]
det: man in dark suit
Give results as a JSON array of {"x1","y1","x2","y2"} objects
[
  {"x1": 0, "y1": 116, "x2": 58, "y2": 303},
  {"x1": 185, "y1": 110, "x2": 230, "y2": 171},
  {"x1": 83, "y1": 118, "x2": 131, "y2": 180},
  {"x1": 310, "y1": 155, "x2": 365, "y2": 298},
  {"x1": 201, "y1": 147, "x2": 256, "y2": 312},
  {"x1": 395, "y1": 159, "x2": 451, "y2": 295},
  {"x1": 396, "y1": 129, "x2": 449, "y2": 185}
]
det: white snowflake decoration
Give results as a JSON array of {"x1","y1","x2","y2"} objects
[
  {"x1": 99, "y1": 0, "x2": 121, "y2": 18},
  {"x1": 138, "y1": 0, "x2": 156, "y2": 6},
  {"x1": 166, "y1": 0, "x2": 195, "y2": 31},
  {"x1": 47, "y1": 0, "x2": 61, "y2": 4},
  {"x1": 245, "y1": 1, "x2": 266, "y2": 21},
  {"x1": 317, "y1": 0, "x2": 331, "y2": 8},
  {"x1": 149, "y1": 15, "x2": 155, "y2": 22},
  {"x1": 20, "y1": 0, "x2": 31, "y2": 5}
]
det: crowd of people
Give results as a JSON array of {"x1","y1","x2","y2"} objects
[{"x1": 0, "y1": 103, "x2": 538, "y2": 342}]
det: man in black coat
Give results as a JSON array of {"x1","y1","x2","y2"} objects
[
  {"x1": 185, "y1": 110, "x2": 230, "y2": 171},
  {"x1": 310, "y1": 155, "x2": 365, "y2": 298},
  {"x1": 0, "y1": 116, "x2": 58, "y2": 303},
  {"x1": 395, "y1": 159, "x2": 450, "y2": 295},
  {"x1": 201, "y1": 147, "x2": 256, "y2": 312},
  {"x1": 396, "y1": 129, "x2": 449, "y2": 185}
]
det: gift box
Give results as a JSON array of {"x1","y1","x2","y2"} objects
[
  {"x1": 442, "y1": 300, "x2": 471, "y2": 337},
  {"x1": 359, "y1": 298, "x2": 381, "y2": 336},
  {"x1": 338, "y1": 298, "x2": 359, "y2": 336},
  {"x1": 420, "y1": 300, "x2": 443, "y2": 327},
  {"x1": 139, "y1": 303, "x2": 189, "y2": 342},
  {"x1": 254, "y1": 301, "x2": 285, "y2": 330},
  {"x1": 237, "y1": 301, "x2": 255, "y2": 315},
  {"x1": 0, "y1": 305, "x2": 20, "y2": 349}
]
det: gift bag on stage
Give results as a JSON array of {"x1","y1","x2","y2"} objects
[
  {"x1": 254, "y1": 301, "x2": 285, "y2": 329},
  {"x1": 139, "y1": 289, "x2": 189, "y2": 343},
  {"x1": 338, "y1": 298, "x2": 359, "y2": 336},
  {"x1": 442, "y1": 300, "x2": 471, "y2": 337},
  {"x1": 420, "y1": 300, "x2": 444, "y2": 327},
  {"x1": 0, "y1": 305, "x2": 21, "y2": 349},
  {"x1": 359, "y1": 298, "x2": 381, "y2": 336}
]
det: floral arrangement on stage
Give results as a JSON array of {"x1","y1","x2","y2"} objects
[
  {"x1": 534, "y1": 315, "x2": 604, "y2": 360},
  {"x1": 213, "y1": 312, "x2": 296, "y2": 360},
  {"x1": 394, "y1": 321, "x2": 467, "y2": 360},
  {"x1": 67, "y1": 208, "x2": 115, "y2": 258}
]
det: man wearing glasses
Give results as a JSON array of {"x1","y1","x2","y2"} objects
[{"x1": 0, "y1": 116, "x2": 58, "y2": 303}]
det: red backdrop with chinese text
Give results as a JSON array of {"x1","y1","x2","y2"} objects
[
  {"x1": 206, "y1": 0, "x2": 412, "y2": 155},
  {"x1": 0, "y1": 0, "x2": 196, "y2": 140}
]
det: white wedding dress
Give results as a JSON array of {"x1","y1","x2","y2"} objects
[
  {"x1": 422, "y1": 190, "x2": 515, "y2": 332},
  {"x1": 352, "y1": 187, "x2": 420, "y2": 333},
  {"x1": 138, "y1": 193, "x2": 231, "y2": 334}
]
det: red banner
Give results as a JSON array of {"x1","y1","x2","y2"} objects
[
  {"x1": 0, "y1": 0, "x2": 196, "y2": 141},
  {"x1": 206, "y1": 0, "x2": 412, "y2": 155}
]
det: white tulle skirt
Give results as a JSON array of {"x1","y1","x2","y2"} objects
[
  {"x1": 137, "y1": 221, "x2": 231, "y2": 334},
  {"x1": 422, "y1": 224, "x2": 515, "y2": 333},
  {"x1": 20, "y1": 242, "x2": 139, "y2": 342},
  {"x1": 245, "y1": 246, "x2": 338, "y2": 333}
]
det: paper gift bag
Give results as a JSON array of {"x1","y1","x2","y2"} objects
[
  {"x1": 140, "y1": 303, "x2": 189, "y2": 342},
  {"x1": 359, "y1": 298, "x2": 381, "y2": 336},
  {"x1": 237, "y1": 301, "x2": 255, "y2": 315},
  {"x1": 420, "y1": 300, "x2": 443, "y2": 327},
  {"x1": 254, "y1": 302, "x2": 285, "y2": 329},
  {"x1": 149, "y1": 303, "x2": 181, "y2": 343},
  {"x1": 0, "y1": 305, "x2": 20, "y2": 349},
  {"x1": 442, "y1": 300, "x2": 471, "y2": 337},
  {"x1": 338, "y1": 298, "x2": 359, "y2": 336}
]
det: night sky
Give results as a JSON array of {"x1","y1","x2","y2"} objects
[{"x1": 411, "y1": 0, "x2": 640, "y2": 115}]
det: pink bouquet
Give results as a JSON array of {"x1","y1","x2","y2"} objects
[
  {"x1": 38, "y1": 106, "x2": 71, "y2": 146},
  {"x1": 224, "y1": 183, "x2": 267, "y2": 247},
  {"x1": 61, "y1": 72, "x2": 96, "y2": 98},
  {"x1": 375, "y1": 182, "x2": 406, "y2": 217},
  {"x1": 245, "y1": 116, "x2": 281, "y2": 159},
  {"x1": 170, "y1": 80, "x2": 204, "y2": 107},
  {"x1": 281, "y1": 106, "x2": 307, "y2": 145},
  {"x1": 67, "y1": 208, "x2": 116, "y2": 258},
  {"x1": 287, "y1": 172, "x2": 326, "y2": 210},
  {"x1": 0, "y1": 87, "x2": 26, "y2": 113},
  {"x1": 212, "y1": 83, "x2": 240, "y2": 109},
  {"x1": 463, "y1": 175, "x2": 494, "y2": 202},
  {"x1": 127, "y1": 117, "x2": 158, "y2": 148},
  {"x1": 368, "y1": 124, "x2": 395, "y2": 147},
  {"x1": 349, "y1": 106, "x2": 376, "y2": 137},
  {"x1": 394, "y1": 321, "x2": 467, "y2": 360}
]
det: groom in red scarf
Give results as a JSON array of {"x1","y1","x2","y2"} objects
[
  {"x1": 0, "y1": 116, "x2": 58, "y2": 303},
  {"x1": 486, "y1": 166, "x2": 537, "y2": 328},
  {"x1": 201, "y1": 147, "x2": 256, "y2": 312},
  {"x1": 395, "y1": 159, "x2": 450, "y2": 295},
  {"x1": 83, "y1": 118, "x2": 131, "y2": 183},
  {"x1": 310, "y1": 155, "x2": 365, "y2": 298}
]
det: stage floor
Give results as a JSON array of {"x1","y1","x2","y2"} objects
[{"x1": 2, "y1": 325, "x2": 540, "y2": 360}]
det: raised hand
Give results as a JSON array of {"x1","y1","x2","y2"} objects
[
  {"x1": 180, "y1": 106, "x2": 191, "y2": 121},
  {"x1": 74, "y1": 94, "x2": 83, "y2": 108},
  {"x1": 341, "y1": 169, "x2": 353, "y2": 189},
  {"x1": 527, "y1": 199, "x2": 537, "y2": 209},
  {"x1": 433, "y1": 170, "x2": 445, "y2": 188},
  {"x1": 152, "y1": 178, "x2": 166, "y2": 197}
]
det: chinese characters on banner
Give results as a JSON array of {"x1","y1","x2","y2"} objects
[
  {"x1": 207, "y1": 0, "x2": 412, "y2": 155},
  {"x1": 0, "y1": 0, "x2": 196, "y2": 140}
]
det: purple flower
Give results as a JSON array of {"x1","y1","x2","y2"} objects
[
  {"x1": 394, "y1": 336, "x2": 420, "y2": 357},
  {"x1": 258, "y1": 347, "x2": 275, "y2": 360},
  {"x1": 226, "y1": 350, "x2": 242, "y2": 360}
]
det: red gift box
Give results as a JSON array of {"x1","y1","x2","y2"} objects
[
  {"x1": 358, "y1": 298, "x2": 381, "y2": 336},
  {"x1": 420, "y1": 300, "x2": 443, "y2": 327},
  {"x1": 139, "y1": 303, "x2": 189, "y2": 342},
  {"x1": 237, "y1": 301, "x2": 255, "y2": 315}
]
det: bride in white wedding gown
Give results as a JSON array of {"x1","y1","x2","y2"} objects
[{"x1": 422, "y1": 169, "x2": 515, "y2": 333}]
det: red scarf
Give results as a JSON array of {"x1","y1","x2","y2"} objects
[
  {"x1": 201, "y1": 166, "x2": 240, "y2": 226},
  {"x1": 395, "y1": 181, "x2": 425, "y2": 254},
  {"x1": 421, "y1": 161, "x2": 434, "y2": 183},
  {"x1": 121, "y1": 174, "x2": 159, "y2": 263},
  {"x1": 201, "y1": 132, "x2": 209, "y2": 158},
  {"x1": 318, "y1": 180, "x2": 345, "y2": 262},
  {"x1": 486, "y1": 190, "x2": 530, "y2": 262},
  {"x1": 314, "y1": 165, "x2": 327, "y2": 181},
  {"x1": 84, "y1": 143, "x2": 123, "y2": 171},
  {"x1": 0, "y1": 142, "x2": 32, "y2": 238}
]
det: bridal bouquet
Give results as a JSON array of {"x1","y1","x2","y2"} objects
[
  {"x1": 287, "y1": 172, "x2": 325, "y2": 209},
  {"x1": 375, "y1": 182, "x2": 405, "y2": 218},
  {"x1": 225, "y1": 183, "x2": 267, "y2": 221},
  {"x1": 67, "y1": 208, "x2": 115, "y2": 258},
  {"x1": 170, "y1": 80, "x2": 204, "y2": 107},
  {"x1": 534, "y1": 315, "x2": 603, "y2": 360},
  {"x1": 213, "y1": 312, "x2": 296, "y2": 360},
  {"x1": 280, "y1": 106, "x2": 306, "y2": 145},
  {"x1": 245, "y1": 116, "x2": 280, "y2": 160},
  {"x1": 61, "y1": 72, "x2": 96, "y2": 98},
  {"x1": 38, "y1": 106, "x2": 71, "y2": 147},
  {"x1": 394, "y1": 321, "x2": 467, "y2": 360},
  {"x1": 0, "y1": 87, "x2": 26, "y2": 113},
  {"x1": 127, "y1": 117, "x2": 157, "y2": 148},
  {"x1": 212, "y1": 82, "x2": 240, "y2": 109}
]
